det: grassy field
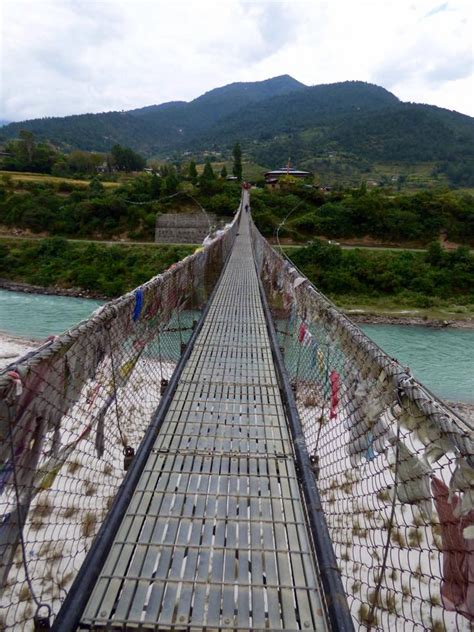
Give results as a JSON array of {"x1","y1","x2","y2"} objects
[
  {"x1": 369, "y1": 162, "x2": 447, "y2": 189},
  {"x1": 289, "y1": 158, "x2": 449, "y2": 190},
  {"x1": 0, "y1": 170, "x2": 120, "y2": 188}
]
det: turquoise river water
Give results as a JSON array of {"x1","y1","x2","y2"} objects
[
  {"x1": 0, "y1": 289, "x2": 103, "y2": 339},
  {"x1": 0, "y1": 289, "x2": 473, "y2": 402}
]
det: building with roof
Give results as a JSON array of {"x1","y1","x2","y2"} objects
[{"x1": 264, "y1": 166, "x2": 312, "y2": 188}]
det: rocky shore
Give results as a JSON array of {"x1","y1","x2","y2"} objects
[
  {"x1": 447, "y1": 401, "x2": 474, "y2": 424},
  {"x1": 0, "y1": 331, "x2": 39, "y2": 369}
]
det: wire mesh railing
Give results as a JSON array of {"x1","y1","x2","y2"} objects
[
  {"x1": 0, "y1": 214, "x2": 239, "y2": 631},
  {"x1": 250, "y1": 219, "x2": 473, "y2": 631}
]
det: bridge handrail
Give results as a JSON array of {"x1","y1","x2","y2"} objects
[
  {"x1": 0, "y1": 210, "x2": 241, "y2": 386},
  {"x1": 0, "y1": 207, "x2": 240, "y2": 630},
  {"x1": 250, "y1": 216, "x2": 473, "y2": 630},
  {"x1": 250, "y1": 220, "x2": 472, "y2": 445}
]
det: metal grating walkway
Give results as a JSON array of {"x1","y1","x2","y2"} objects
[{"x1": 79, "y1": 206, "x2": 330, "y2": 631}]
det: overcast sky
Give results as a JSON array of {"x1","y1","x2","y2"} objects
[{"x1": 1, "y1": 0, "x2": 473, "y2": 122}]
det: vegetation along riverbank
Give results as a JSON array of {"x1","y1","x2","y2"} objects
[
  {"x1": 282, "y1": 239, "x2": 474, "y2": 327},
  {"x1": 1, "y1": 235, "x2": 473, "y2": 328},
  {"x1": 0, "y1": 237, "x2": 194, "y2": 298}
]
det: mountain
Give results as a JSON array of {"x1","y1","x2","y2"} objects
[
  {"x1": 193, "y1": 86, "x2": 473, "y2": 169},
  {"x1": 0, "y1": 119, "x2": 10, "y2": 127},
  {"x1": 133, "y1": 75, "x2": 305, "y2": 120},
  {"x1": 190, "y1": 81, "x2": 400, "y2": 148},
  {"x1": 1, "y1": 75, "x2": 473, "y2": 184},
  {"x1": 178, "y1": 81, "x2": 474, "y2": 179},
  {"x1": 0, "y1": 75, "x2": 305, "y2": 153}
]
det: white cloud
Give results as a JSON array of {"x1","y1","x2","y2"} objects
[{"x1": 0, "y1": 0, "x2": 472, "y2": 121}]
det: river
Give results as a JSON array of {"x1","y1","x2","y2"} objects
[
  {"x1": 0, "y1": 289, "x2": 103, "y2": 339},
  {"x1": 0, "y1": 289, "x2": 473, "y2": 403},
  {"x1": 360, "y1": 324, "x2": 474, "y2": 403}
]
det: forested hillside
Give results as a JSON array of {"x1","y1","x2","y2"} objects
[
  {"x1": 2, "y1": 76, "x2": 473, "y2": 185},
  {"x1": 0, "y1": 75, "x2": 304, "y2": 154}
]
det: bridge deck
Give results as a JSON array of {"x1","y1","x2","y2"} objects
[{"x1": 79, "y1": 209, "x2": 329, "y2": 631}]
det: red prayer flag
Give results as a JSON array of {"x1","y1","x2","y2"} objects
[
  {"x1": 298, "y1": 322, "x2": 307, "y2": 343},
  {"x1": 329, "y1": 370, "x2": 340, "y2": 419},
  {"x1": 431, "y1": 476, "x2": 474, "y2": 622}
]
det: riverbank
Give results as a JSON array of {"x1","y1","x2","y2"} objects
[
  {"x1": 447, "y1": 401, "x2": 474, "y2": 424},
  {"x1": 336, "y1": 296, "x2": 474, "y2": 329},
  {"x1": 0, "y1": 331, "x2": 39, "y2": 369},
  {"x1": 2, "y1": 280, "x2": 474, "y2": 330},
  {"x1": 348, "y1": 312, "x2": 474, "y2": 330},
  {"x1": 0, "y1": 238, "x2": 194, "y2": 298},
  {"x1": 0, "y1": 278, "x2": 109, "y2": 300}
]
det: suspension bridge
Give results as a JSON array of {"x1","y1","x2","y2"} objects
[{"x1": 0, "y1": 191, "x2": 472, "y2": 631}]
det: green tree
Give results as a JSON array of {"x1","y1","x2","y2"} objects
[
  {"x1": 150, "y1": 173, "x2": 161, "y2": 199},
  {"x1": 426, "y1": 241, "x2": 445, "y2": 266},
  {"x1": 88, "y1": 176, "x2": 104, "y2": 197},
  {"x1": 188, "y1": 160, "x2": 198, "y2": 184},
  {"x1": 110, "y1": 144, "x2": 145, "y2": 172},
  {"x1": 201, "y1": 159, "x2": 215, "y2": 181},
  {"x1": 163, "y1": 173, "x2": 179, "y2": 196},
  {"x1": 51, "y1": 156, "x2": 69, "y2": 177},
  {"x1": 232, "y1": 143, "x2": 242, "y2": 181},
  {"x1": 66, "y1": 150, "x2": 103, "y2": 175},
  {"x1": 19, "y1": 130, "x2": 36, "y2": 164},
  {"x1": 200, "y1": 159, "x2": 217, "y2": 194},
  {"x1": 2, "y1": 131, "x2": 58, "y2": 173},
  {"x1": 220, "y1": 165, "x2": 228, "y2": 178}
]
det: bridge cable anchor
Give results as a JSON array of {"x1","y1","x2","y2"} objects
[
  {"x1": 33, "y1": 605, "x2": 51, "y2": 631},
  {"x1": 123, "y1": 445, "x2": 135, "y2": 471},
  {"x1": 310, "y1": 453, "x2": 320, "y2": 480}
]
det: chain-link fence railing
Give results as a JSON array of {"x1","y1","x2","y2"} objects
[
  {"x1": 251, "y1": 219, "x2": 473, "y2": 631},
  {"x1": 0, "y1": 213, "x2": 239, "y2": 631}
]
